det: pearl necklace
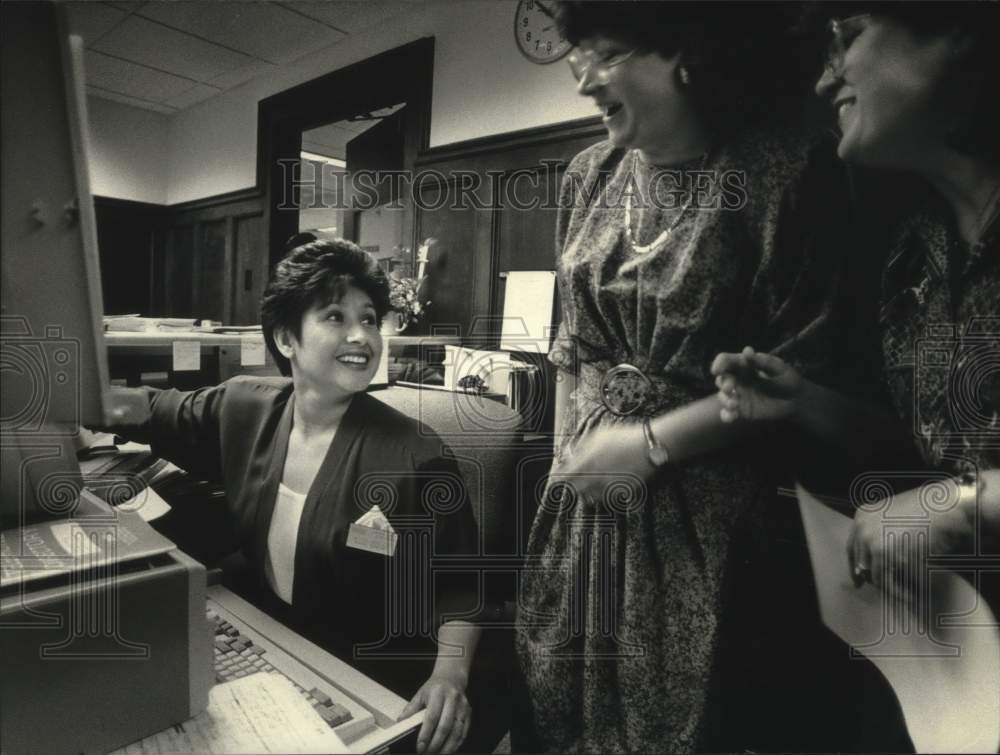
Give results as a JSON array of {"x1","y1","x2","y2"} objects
[{"x1": 624, "y1": 149, "x2": 709, "y2": 254}]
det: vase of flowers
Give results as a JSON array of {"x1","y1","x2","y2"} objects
[{"x1": 382, "y1": 237, "x2": 435, "y2": 336}]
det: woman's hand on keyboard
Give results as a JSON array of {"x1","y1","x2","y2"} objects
[{"x1": 397, "y1": 668, "x2": 470, "y2": 754}]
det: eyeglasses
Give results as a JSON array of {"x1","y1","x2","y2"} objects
[
  {"x1": 567, "y1": 47, "x2": 636, "y2": 84},
  {"x1": 825, "y1": 14, "x2": 871, "y2": 75}
]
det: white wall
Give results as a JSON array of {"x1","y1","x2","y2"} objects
[
  {"x1": 87, "y1": 96, "x2": 170, "y2": 204},
  {"x1": 428, "y1": 1, "x2": 591, "y2": 147},
  {"x1": 357, "y1": 205, "x2": 404, "y2": 262},
  {"x1": 162, "y1": 0, "x2": 593, "y2": 204}
]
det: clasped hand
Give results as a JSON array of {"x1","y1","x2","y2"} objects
[
  {"x1": 397, "y1": 669, "x2": 470, "y2": 754},
  {"x1": 710, "y1": 346, "x2": 802, "y2": 424}
]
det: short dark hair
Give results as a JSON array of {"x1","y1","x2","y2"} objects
[
  {"x1": 555, "y1": 1, "x2": 815, "y2": 133},
  {"x1": 803, "y1": 1, "x2": 1000, "y2": 162},
  {"x1": 260, "y1": 233, "x2": 390, "y2": 376}
]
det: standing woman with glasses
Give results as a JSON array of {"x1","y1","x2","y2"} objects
[
  {"x1": 713, "y1": 4, "x2": 1000, "y2": 613},
  {"x1": 514, "y1": 2, "x2": 854, "y2": 751}
]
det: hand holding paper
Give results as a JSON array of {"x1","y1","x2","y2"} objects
[{"x1": 797, "y1": 484, "x2": 1000, "y2": 753}]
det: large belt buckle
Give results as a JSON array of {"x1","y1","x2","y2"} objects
[{"x1": 600, "y1": 363, "x2": 651, "y2": 417}]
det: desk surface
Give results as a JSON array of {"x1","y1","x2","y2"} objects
[{"x1": 105, "y1": 330, "x2": 249, "y2": 347}]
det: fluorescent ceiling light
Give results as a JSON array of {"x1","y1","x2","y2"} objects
[{"x1": 301, "y1": 151, "x2": 346, "y2": 168}]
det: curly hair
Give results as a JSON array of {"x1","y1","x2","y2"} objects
[
  {"x1": 260, "y1": 233, "x2": 390, "y2": 376},
  {"x1": 554, "y1": 1, "x2": 817, "y2": 133}
]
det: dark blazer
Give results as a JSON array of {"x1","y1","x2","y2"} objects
[{"x1": 129, "y1": 376, "x2": 480, "y2": 689}]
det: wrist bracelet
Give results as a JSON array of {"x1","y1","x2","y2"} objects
[
  {"x1": 642, "y1": 417, "x2": 670, "y2": 467},
  {"x1": 957, "y1": 471, "x2": 980, "y2": 507}
]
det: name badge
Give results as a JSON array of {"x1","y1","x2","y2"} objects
[{"x1": 346, "y1": 505, "x2": 397, "y2": 557}]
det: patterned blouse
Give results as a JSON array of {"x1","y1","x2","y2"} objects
[{"x1": 880, "y1": 196, "x2": 1000, "y2": 475}]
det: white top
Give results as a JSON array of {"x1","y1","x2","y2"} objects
[{"x1": 264, "y1": 482, "x2": 309, "y2": 604}]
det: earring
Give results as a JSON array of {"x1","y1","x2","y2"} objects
[{"x1": 678, "y1": 66, "x2": 691, "y2": 86}]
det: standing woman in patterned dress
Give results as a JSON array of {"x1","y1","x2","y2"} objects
[
  {"x1": 713, "y1": 5, "x2": 1000, "y2": 608},
  {"x1": 513, "y1": 2, "x2": 853, "y2": 752}
]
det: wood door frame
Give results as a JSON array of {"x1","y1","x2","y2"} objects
[{"x1": 257, "y1": 37, "x2": 435, "y2": 269}]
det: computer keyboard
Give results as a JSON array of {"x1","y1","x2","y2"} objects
[
  {"x1": 204, "y1": 586, "x2": 422, "y2": 750},
  {"x1": 209, "y1": 608, "x2": 354, "y2": 728}
]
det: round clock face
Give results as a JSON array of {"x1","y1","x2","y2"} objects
[{"x1": 514, "y1": 0, "x2": 571, "y2": 64}]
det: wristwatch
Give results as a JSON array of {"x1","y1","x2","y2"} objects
[{"x1": 642, "y1": 417, "x2": 670, "y2": 467}]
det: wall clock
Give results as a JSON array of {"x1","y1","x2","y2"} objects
[{"x1": 514, "y1": 0, "x2": 571, "y2": 64}]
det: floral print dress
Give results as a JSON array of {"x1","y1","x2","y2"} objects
[{"x1": 514, "y1": 126, "x2": 849, "y2": 753}]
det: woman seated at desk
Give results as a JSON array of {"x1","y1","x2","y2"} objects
[{"x1": 109, "y1": 235, "x2": 482, "y2": 755}]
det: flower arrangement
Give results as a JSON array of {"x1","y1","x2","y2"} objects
[{"x1": 386, "y1": 237, "x2": 436, "y2": 332}]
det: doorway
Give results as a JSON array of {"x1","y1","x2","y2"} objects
[
  {"x1": 257, "y1": 38, "x2": 433, "y2": 268},
  {"x1": 298, "y1": 102, "x2": 407, "y2": 272}
]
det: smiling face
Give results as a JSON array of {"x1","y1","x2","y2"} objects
[
  {"x1": 276, "y1": 285, "x2": 382, "y2": 401},
  {"x1": 816, "y1": 16, "x2": 960, "y2": 169},
  {"x1": 574, "y1": 35, "x2": 703, "y2": 163}
]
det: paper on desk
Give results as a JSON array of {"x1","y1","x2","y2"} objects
[
  {"x1": 77, "y1": 444, "x2": 173, "y2": 522},
  {"x1": 240, "y1": 334, "x2": 266, "y2": 366},
  {"x1": 114, "y1": 673, "x2": 348, "y2": 754},
  {"x1": 115, "y1": 484, "x2": 171, "y2": 522},
  {"x1": 797, "y1": 483, "x2": 1000, "y2": 753},
  {"x1": 172, "y1": 340, "x2": 201, "y2": 371}
]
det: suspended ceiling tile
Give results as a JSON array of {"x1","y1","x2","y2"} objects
[
  {"x1": 302, "y1": 138, "x2": 345, "y2": 160},
  {"x1": 93, "y1": 16, "x2": 257, "y2": 83},
  {"x1": 85, "y1": 49, "x2": 196, "y2": 102},
  {"x1": 284, "y1": 1, "x2": 410, "y2": 33},
  {"x1": 63, "y1": 2, "x2": 129, "y2": 46},
  {"x1": 104, "y1": 2, "x2": 148, "y2": 12},
  {"x1": 86, "y1": 84, "x2": 177, "y2": 114},
  {"x1": 163, "y1": 83, "x2": 222, "y2": 110},
  {"x1": 207, "y1": 59, "x2": 279, "y2": 89},
  {"x1": 305, "y1": 120, "x2": 368, "y2": 143},
  {"x1": 138, "y1": 1, "x2": 346, "y2": 65}
]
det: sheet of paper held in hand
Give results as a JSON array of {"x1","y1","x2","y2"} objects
[
  {"x1": 112, "y1": 673, "x2": 348, "y2": 754},
  {"x1": 796, "y1": 483, "x2": 1000, "y2": 753}
]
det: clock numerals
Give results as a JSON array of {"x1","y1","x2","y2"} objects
[{"x1": 515, "y1": 0, "x2": 570, "y2": 63}]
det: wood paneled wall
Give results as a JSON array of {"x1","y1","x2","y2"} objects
[
  {"x1": 150, "y1": 189, "x2": 266, "y2": 325},
  {"x1": 93, "y1": 197, "x2": 164, "y2": 316},
  {"x1": 411, "y1": 117, "x2": 604, "y2": 343},
  {"x1": 95, "y1": 117, "x2": 604, "y2": 334}
]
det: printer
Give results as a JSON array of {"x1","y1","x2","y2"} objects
[{"x1": 0, "y1": 501, "x2": 213, "y2": 755}]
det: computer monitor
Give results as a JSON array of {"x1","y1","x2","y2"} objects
[{"x1": 1, "y1": 1, "x2": 111, "y2": 527}]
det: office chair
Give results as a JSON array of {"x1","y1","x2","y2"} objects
[{"x1": 373, "y1": 384, "x2": 530, "y2": 754}]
